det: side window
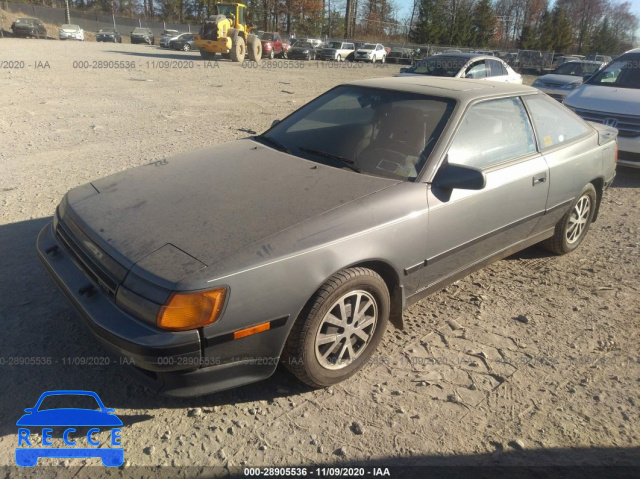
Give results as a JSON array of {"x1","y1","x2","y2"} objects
[
  {"x1": 448, "y1": 98, "x2": 537, "y2": 169},
  {"x1": 488, "y1": 59, "x2": 506, "y2": 76},
  {"x1": 523, "y1": 94, "x2": 591, "y2": 149},
  {"x1": 465, "y1": 61, "x2": 487, "y2": 78}
]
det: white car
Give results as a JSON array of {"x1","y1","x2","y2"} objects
[
  {"x1": 532, "y1": 60, "x2": 604, "y2": 101},
  {"x1": 398, "y1": 53, "x2": 522, "y2": 84},
  {"x1": 564, "y1": 48, "x2": 640, "y2": 168},
  {"x1": 319, "y1": 41, "x2": 355, "y2": 61},
  {"x1": 58, "y1": 24, "x2": 84, "y2": 41},
  {"x1": 354, "y1": 43, "x2": 386, "y2": 63}
]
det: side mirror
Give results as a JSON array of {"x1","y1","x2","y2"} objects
[
  {"x1": 270, "y1": 119, "x2": 280, "y2": 128},
  {"x1": 432, "y1": 163, "x2": 486, "y2": 190}
]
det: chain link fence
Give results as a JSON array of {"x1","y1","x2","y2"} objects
[{"x1": 1, "y1": 1, "x2": 195, "y2": 38}]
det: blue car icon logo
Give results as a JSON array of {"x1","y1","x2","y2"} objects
[{"x1": 16, "y1": 390, "x2": 123, "y2": 467}]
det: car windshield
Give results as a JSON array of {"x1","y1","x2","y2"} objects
[
  {"x1": 61, "y1": 24, "x2": 79, "y2": 30},
  {"x1": 259, "y1": 32, "x2": 274, "y2": 40},
  {"x1": 259, "y1": 85, "x2": 455, "y2": 181},
  {"x1": 404, "y1": 55, "x2": 468, "y2": 76},
  {"x1": 553, "y1": 62, "x2": 601, "y2": 76},
  {"x1": 295, "y1": 42, "x2": 312, "y2": 48},
  {"x1": 586, "y1": 55, "x2": 640, "y2": 89},
  {"x1": 132, "y1": 28, "x2": 148, "y2": 34},
  {"x1": 179, "y1": 34, "x2": 192, "y2": 40},
  {"x1": 99, "y1": 29, "x2": 115, "y2": 33},
  {"x1": 361, "y1": 44, "x2": 376, "y2": 50},
  {"x1": 16, "y1": 18, "x2": 35, "y2": 24},
  {"x1": 325, "y1": 42, "x2": 342, "y2": 49},
  {"x1": 37, "y1": 394, "x2": 101, "y2": 411}
]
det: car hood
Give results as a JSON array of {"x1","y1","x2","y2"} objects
[
  {"x1": 65, "y1": 139, "x2": 397, "y2": 272},
  {"x1": 564, "y1": 84, "x2": 640, "y2": 115},
  {"x1": 537, "y1": 74, "x2": 580, "y2": 85}
]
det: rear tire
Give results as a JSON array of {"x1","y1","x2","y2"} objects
[
  {"x1": 282, "y1": 267, "x2": 389, "y2": 388},
  {"x1": 542, "y1": 183, "x2": 597, "y2": 255}
]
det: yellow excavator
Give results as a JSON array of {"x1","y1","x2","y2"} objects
[{"x1": 193, "y1": 2, "x2": 262, "y2": 62}]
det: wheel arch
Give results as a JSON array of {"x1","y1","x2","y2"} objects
[{"x1": 590, "y1": 176, "x2": 605, "y2": 223}]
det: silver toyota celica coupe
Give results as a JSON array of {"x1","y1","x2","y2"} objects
[{"x1": 38, "y1": 77, "x2": 617, "y2": 397}]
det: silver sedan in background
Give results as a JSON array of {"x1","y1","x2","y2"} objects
[
  {"x1": 532, "y1": 60, "x2": 604, "y2": 100},
  {"x1": 37, "y1": 78, "x2": 616, "y2": 397}
]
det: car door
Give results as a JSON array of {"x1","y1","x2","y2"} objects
[{"x1": 415, "y1": 96, "x2": 549, "y2": 294}]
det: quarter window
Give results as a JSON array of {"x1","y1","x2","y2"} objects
[
  {"x1": 523, "y1": 94, "x2": 590, "y2": 149},
  {"x1": 465, "y1": 61, "x2": 487, "y2": 78},
  {"x1": 448, "y1": 97, "x2": 537, "y2": 169}
]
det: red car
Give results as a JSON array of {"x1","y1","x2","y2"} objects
[{"x1": 259, "y1": 32, "x2": 289, "y2": 59}]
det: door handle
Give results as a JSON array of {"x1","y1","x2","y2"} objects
[{"x1": 532, "y1": 173, "x2": 547, "y2": 186}]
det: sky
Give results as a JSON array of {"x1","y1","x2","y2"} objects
[{"x1": 394, "y1": 0, "x2": 640, "y2": 38}]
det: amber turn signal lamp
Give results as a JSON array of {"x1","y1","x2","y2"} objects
[{"x1": 157, "y1": 288, "x2": 227, "y2": 331}]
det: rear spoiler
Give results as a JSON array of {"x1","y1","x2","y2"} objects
[{"x1": 588, "y1": 121, "x2": 618, "y2": 146}]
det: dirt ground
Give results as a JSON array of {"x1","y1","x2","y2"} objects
[{"x1": 0, "y1": 39, "x2": 638, "y2": 476}]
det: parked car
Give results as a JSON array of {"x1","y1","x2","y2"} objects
[
  {"x1": 58, "y1": 24, "x2": 84, "y2": 41},
  {"x1": 399, "y1": 53, "x2": 522, "y2": 84},
  {"x1": 554, "y1": 55, "x2": 581, "y2": 67},
  {"x1": 11, "y1": 18, "x2": 47, "y2": 38},
  {"x1": 287, "y1": 41, "x2": 320, "y2": 60},
  {"x1": 159, "y1": 30, "x2": 181, "y2": 48},
  {"x1": 354, "y1": 43, "x2": 386, "y2": 63},
  {"x1": 170, "y1": 33, "x2": 195, "y2": 51},
  {"x1": 293, "y1": 37, "x2": 322, "y2": 48},
  {"x1": 586, "y1": 54, "x2": 612, "y2": 64},
  {"x1": 319, "y1": 41, "x2": 355, "y2": 61},
  {"x1": 387, "y1": 48, "x2": 415, "y2": 65},
  {"x1": 532, "y1": 60, "x2": 604, "y2": 101},
  {"x1": 130, "y1": 27, "x2": 154, "y2": 45},
  {"x1": 37, "y1": 77, "x2": 616, "y2": 397},
  {"x1": 259, "y1": 32, "x2": 287, "y2": 59},
  {"x1": 96, "y1": 28, "x2": 122, "y2": 43},
  {"x1": 564, "y1": 48, "x2": 640, "y2": 168}
]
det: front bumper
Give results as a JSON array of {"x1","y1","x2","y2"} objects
[
  {"x1": 37, "y1": 222, "x2": 284, "y2": 396},
  {"x1": 60, "y1": 32, "x2": 82, "y2": 40},
  {"x1": 617, "y1": 137, "x2": 640, "y2": 168}
]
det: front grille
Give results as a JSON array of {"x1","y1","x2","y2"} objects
[
  {"x1": 55, "y1": 218, "x2": 120, "y2": 300},
  {"x1": 573, "y1": 107, "x2": 640, "y2": 138}
]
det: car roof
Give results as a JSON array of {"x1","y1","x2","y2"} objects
[{"x1": 346, "y1": 76, "x2": 534, "y2": 102}]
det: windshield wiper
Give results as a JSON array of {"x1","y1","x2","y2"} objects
[
  {"x1": 254, "y1": 135, "x2": 291, "y2": 154},
  {"x1": 299, "y1": 147, "x2": 361, "y2": 173}
]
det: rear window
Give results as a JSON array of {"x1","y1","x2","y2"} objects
[{"x1": 523, "y1": 94, "x2": 591, "y2": 149}]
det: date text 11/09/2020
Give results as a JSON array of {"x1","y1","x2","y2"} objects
[{"x1": 243, "y1": 467, "x2": 391, "y2": 476}]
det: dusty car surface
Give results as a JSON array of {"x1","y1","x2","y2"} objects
[{"x1": 37, "y1": 77, "x2": 617, "y2": 397}]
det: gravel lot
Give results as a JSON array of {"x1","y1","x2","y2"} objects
[{"x1": 0, "y1": 39, "x2": 639, "y2": 476}]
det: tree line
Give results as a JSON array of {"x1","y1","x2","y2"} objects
[
  {"x1": 10, "y1": 0, "x2": 639, "y2": 53},
  {"x1": 410, "y1": 0, "x2": 638, "y2": 54}
]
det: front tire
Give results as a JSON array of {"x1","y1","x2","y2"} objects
[
  {"x1": 543, "y1": 183, "x2": 597, "y2": 255},
  {"x1": 282, "y1": 267, "x2": 389, "y2": 388}
]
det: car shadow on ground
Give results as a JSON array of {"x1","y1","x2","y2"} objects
[
  {"x1": 612, "y1": 166, "x2": 640, "y2": 188},
  {"x1": 0, "y1": 217, "x2": 315, "y2": 439}
]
